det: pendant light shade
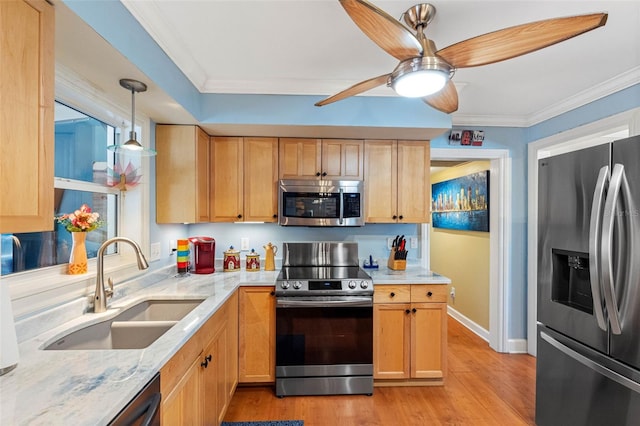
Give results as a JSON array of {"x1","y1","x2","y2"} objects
[{"x1": 107, "y1": 79, "x2": 157, "y2": 156}]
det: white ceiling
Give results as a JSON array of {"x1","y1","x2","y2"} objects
[{"x1": 119, "y1": 0, "x2": 640, "y2": 126}]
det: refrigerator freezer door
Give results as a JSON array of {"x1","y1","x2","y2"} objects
[
  {"x1": 610, "y1": 135, "x2": 640, "y2": 371},
  {"x1": 538, "y1": 145, "x2": 609, "y2": 353},
  {"x1": 536, "y1": 325, "x2": 640, "y2": 426}
]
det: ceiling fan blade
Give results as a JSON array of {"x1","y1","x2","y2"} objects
[
  {"x1": 436, "y1": 13, "x2": 607, "y2": 68},
  {"x1": 422, "y1": 80, "x2": 458, "y2": 114},
  {"x1": 340, "y1": 0, "x2": 422, "y2": 61},
  {"x1": 315, "y1": 74, "x2": 390, "y2": 107}
]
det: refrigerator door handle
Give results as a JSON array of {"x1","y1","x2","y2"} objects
[
  {"x1": 589, "y1": 166, "x2": 609, "y2": 331},
  {"x1": 601, "y1": 163, "x2": 625, "y2": 335},
  {"x1": 540, "y1": 331, "x2": 640, "y2": 394}
]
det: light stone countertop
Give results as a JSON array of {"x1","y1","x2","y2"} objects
[{"x1": 0, "y1": 264, "x2": 448, "y2": 425}]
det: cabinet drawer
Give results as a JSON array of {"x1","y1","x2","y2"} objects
[
  {"x1": 374, "y1": 285, "x2": 410, "y2": 303},
  {"x1": 411, "y1": 285, "x2": 448, "y2": 303}
]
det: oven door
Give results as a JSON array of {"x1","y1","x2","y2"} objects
[{"x1": 275, "y1": 296, "x2": 373, "y2": 378}]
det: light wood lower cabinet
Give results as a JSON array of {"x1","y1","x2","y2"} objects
[
  {"x1": 160, "y1": 291, "x2": 238, "y2": 425},
  {"x1": 373, "y1": 284, "x2": 447, "y2": 385},
  {"x1": 238, "y1": 286, "x2": 276, "y2": 383}
]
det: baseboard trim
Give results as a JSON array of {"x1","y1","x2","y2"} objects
[
  {"x1": 447, "y1": 306, "x2": 489, "y2": 342},
  {"x1": 447, "y1": 306, "x2": 530, "y2": 354}
]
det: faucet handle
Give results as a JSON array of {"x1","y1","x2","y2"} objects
[{"x1": 106, "y1": 277, "x2": 114, "y2": 298}]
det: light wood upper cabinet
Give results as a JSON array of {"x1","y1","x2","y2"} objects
[
  {"x1": 373, "y1": 284, "x2": 447, "y2": 384},
  {"x1": 238, "y1": 286, "x2": 276, "y2": 383},
  {"x1": 279, "y1": 138, "x2": 364, "y2": 180},
  {"x1": 0, "y1": 0, "x2": 54, "y2": 233},
  {"x1": 210, "y1": 137, "x2": 278, "y2": 222},
  {"x1": 156, "y1": 125, "x2": 210, "y2": 223},
  {"x1": 364, "y1": 140, "x2": 430, "y2": 223}
]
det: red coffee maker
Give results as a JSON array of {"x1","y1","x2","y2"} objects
[{"x1": 188, "y1": 236, "x2": 215, "y2": 274}]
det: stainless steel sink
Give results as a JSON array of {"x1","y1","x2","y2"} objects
[{"x1": 43, "y1": 298, "x2": 205, "y2": 350}]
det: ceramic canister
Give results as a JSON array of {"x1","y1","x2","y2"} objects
[
  {"x1": 246, "y1": 248, "x2": 260, "y2": 272},
  {"x1": 223, "y1": 246, "x2": 240, "y2": 272}
]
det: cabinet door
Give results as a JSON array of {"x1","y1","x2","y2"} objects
[
  {"x1": 211, "y1": 136, "x2": 243, "y2": 221},
  {"x1": 397, "y1": 140, "x2": 431, "y2": 223},
  {"x1": 195, "y1": 127, "x2": 211, "y2": 222},
  {"x1": 244, "y1": 137, "x2": 278, "y2": 221},
  {"x1": 321, "y1": 139, "x2": 364, "y2": 180},
  {"x1": 278, "y1": 138, "x2": 321, "y2": 179},
  {"x1": 373, "y1": 303, "x2": 410, "y2": 379},
  {"x1": 238, "y1": 287, "x2": 276, "y2": 382},
  {"x1": 0, "y1": 0, "x2": 54, "y2": 233},
  {"x1": 411, "y1": 302, "x2": 447, "y2": 379},
  {"x1": 161, "y1": 356, "x2": 202, "y2": 426},
  {"x1": 156, "y1": 125, "x2": 210, "y2": 223},
  {"x1": 226, "y1": 290, "x2": 239, "y2": 402},
  {"x1": 202, "y1": 322, "x2": 228, "y2": 425},
  {"x1": 364, "y1": 140, "x2": 397, "y2": 223}
]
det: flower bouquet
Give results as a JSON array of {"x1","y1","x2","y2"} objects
[{"x1": 55, "y1": 204, "x2": 104, "y2": 274}]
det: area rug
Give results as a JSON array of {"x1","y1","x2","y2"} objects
[{"x1": 221, "y1": 422, "x2": 303, "y2": 426}]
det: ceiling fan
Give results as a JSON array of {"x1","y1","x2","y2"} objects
[{"x1": 315, "y1": 0, "x2": 608, "y2": 114}]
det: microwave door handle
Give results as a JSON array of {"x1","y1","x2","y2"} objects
[
  {"x1": 589, "y1": 166, "x2": 609, "y2": 331},
  {"x1": 339, "y1": 188, "x2": 344, "y2": 225},
  {"x1": 601, "y1": 164, "x2": 625, "y2": 335}
]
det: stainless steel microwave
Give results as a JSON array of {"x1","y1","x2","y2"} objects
[{"x1": 278, "y1": 180, "x2": 364, "y2": 227}]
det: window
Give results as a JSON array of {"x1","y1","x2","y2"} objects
[{"x1": 1, "y1": 102, "x2": 120, "y2": 276}]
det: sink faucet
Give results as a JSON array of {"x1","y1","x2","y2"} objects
[{"x1": 94, "y1": 237, "x2": 149, "y2": 313}]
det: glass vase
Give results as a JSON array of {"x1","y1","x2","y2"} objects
[{"x1": 68, "y1": 232, "x2": 88, "y2": 274}]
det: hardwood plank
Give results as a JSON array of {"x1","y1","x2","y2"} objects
[{"x1": 224, "y1": 316, "x2": 536, "y2": 425}]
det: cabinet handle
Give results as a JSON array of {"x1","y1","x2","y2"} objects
[
  {"x1": 321, "y1": 172, "x2": 327, "y2": 177},
  {"x1": 237, "y1": 214, "x2": 242, "y2": 219},
  {"x1": 316, "y1": 172, "x2": 321, "y2": 177},
  {"x1": 272, "y1": 214, "x2": 277, "y2": 219},
  {"x1": 392, "y1": 215, "x2": 398, "y2": 220},
  {"x1": 270, "y1": 291, "x2": 275, "y2": 296},
  {"x1": 412, "y1": 308, "x2": 417, "y2": 314},
  {"x1": 399, "y1": 215, "x2": 404, "y2": 220},
  {"x1": 427, "y1": 291, "x2": 433, "y2": 297},
  {"x1": 201, "y1": 354, "x2": 212, "y2": 368},
  {"x1": 405, "y1": 309, "x2": 411, "y2": 315},
  {"x1": 390, "y1": 292, "x2": 395, "y2": 298}
]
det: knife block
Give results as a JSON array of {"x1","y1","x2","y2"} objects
[{"x1": 387, "y1": 248, "x2": 406, "y2": 271}]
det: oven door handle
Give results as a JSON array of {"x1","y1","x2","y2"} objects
[{"x1": 276, "y1": 297, "x2": 372, "y2": 308}]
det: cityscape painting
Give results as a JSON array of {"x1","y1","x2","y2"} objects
[{"x1": 431, "y1": 170, "x2": 489, "y2": 232}]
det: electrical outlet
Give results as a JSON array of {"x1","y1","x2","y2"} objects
[
  {"x1": 387, "y1": 237, "x2": 394, "y2": 250},
  {"x1": 169, "y1": 240, "x2": 176, "y2": 255},
  {"x1": 150, "y1": 242, "x2": 161, "y2": 261},
  {"x1": 240, "y1": 237, "x2": 250, "y2": 251},
  {"x1": 450, "y1": 286, "x2": 456, "y2": 299},
  {"x1": 410, "y1": 237, "x2": 418, "y2": 249}
]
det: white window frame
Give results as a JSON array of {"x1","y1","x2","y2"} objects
[{"x1": 6, "y1": 66, "x2": 152, "y2": 318}]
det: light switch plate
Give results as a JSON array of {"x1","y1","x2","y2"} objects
[
  {"x1": 410, "y1": 237, "x2": 418, "y2": 249},
  {"x1": 150, "y1": 242, "x2": 161, "y2": 261},
  {"x1": 240, "y1": 237, "x2": 250, "y2": 251}
]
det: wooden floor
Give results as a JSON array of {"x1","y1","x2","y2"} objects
[{"x1": 224, "y1": 317, "x2": 536, "y2": 425}]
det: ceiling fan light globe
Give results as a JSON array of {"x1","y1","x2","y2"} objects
[{"x1": 393, "y1": 69, "x2": 447, "y2": 97}]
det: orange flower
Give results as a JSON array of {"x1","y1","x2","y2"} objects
[{"x1": 55, "y1": 204, "x2": 104, "y2": 232}]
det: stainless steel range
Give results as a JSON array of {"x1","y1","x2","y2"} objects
[{"x1": 275, "y1": 242, "x2": 374, "y2": 397}]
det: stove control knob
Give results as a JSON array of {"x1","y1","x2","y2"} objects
[
  {"x1": 348, "y1": 280, "x2": 357, "y2": 289},
  {"x1": 293, "y1": 281, "x2": 302, "y2": 290},
  {"x1": 281, "y1": 281, "x2": 290, "y2": 290},
  {"x1": 360, "y1": 281, "x2": 369, "y2": 289}
]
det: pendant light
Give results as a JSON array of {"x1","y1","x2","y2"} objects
[{"x1": 107, "y1": 78, "x2": 157, "y2": 156}]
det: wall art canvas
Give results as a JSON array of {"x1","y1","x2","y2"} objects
[{"x1": 431, "y1": 170, "x2": 489, "y2": 232}]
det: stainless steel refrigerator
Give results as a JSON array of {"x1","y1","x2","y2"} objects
[{"x1": 537, "y1": 135, "x2": 640, "y2": 426}]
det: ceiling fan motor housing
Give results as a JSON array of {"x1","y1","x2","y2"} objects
[{"x1": 390, "y1": 56, "x2": 453, "y2": 97}]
